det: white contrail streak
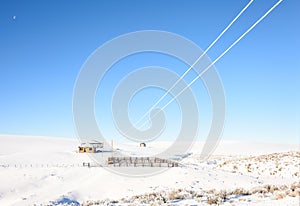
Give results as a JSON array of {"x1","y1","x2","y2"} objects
[
  {"x1": 137, "y1": 0, "x2": 283, "y2": 130},
  {"x1": 130, "y1": 0, "x2": 254, "y2": 130}
]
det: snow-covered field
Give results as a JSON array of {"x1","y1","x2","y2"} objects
[{"x1": 0, "y1": 135, "x2": 299, "y2": 205}]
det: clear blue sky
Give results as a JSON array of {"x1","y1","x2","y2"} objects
[{"x1": 0, "y1": 0, "x2": 299, "y2": 143}]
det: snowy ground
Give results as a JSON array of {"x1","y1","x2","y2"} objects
[{"x1": 0, "y1": 135, "x2": 299, "y2": 205}]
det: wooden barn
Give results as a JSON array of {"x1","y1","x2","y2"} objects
[{"x1": 78, "y1": 141, "x2": 103, "y2": 153}]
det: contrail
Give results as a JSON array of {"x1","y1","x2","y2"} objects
[
  {"x1": 125, "y1": 0, "x2": 254, "y2": 133},
  {"x1": 137, "y1": 0, "x2": 283, "y2": 131}
]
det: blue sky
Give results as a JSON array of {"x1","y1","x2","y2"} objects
[{"x1": 0, "y1": 0, "x2": 299, "y2": 143}]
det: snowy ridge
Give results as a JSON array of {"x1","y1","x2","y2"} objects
[{"x1": 0, "y1": 135, "x2": 299, "y2": 205}]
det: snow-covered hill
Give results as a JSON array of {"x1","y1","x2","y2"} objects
[{"x1": 0, "y1": 135, "x2": 299, "y2": 205}]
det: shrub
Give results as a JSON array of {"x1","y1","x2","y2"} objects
[{"x1": 206, "y1": 195, "x2": 220, "y2": 205}]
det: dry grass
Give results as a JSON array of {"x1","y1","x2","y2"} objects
[
  {"x1": 80, "y1": 181, "x2": 300, "y2": 205},
  {"x1": 217, "y1": 151, "x2": 300, "y2": 178}
]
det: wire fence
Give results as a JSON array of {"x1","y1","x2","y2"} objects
[
  {"x1": 0, "y1": 157, "x2": 181, "y2": 168},
  {"x1": 0, "y1": 163, "x2": 89, "y2": 168}
]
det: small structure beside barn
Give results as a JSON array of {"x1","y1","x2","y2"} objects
[
  {"x1": 140, "y1": 142, "x2": 146, "y2": 147},
  {"x1": 78, "y1": 140, "x2": 104, "y2": 153}
]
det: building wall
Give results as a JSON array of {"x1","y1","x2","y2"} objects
[{"x1": 78, "y1": 147, "x2": 95, "y2": 153}]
